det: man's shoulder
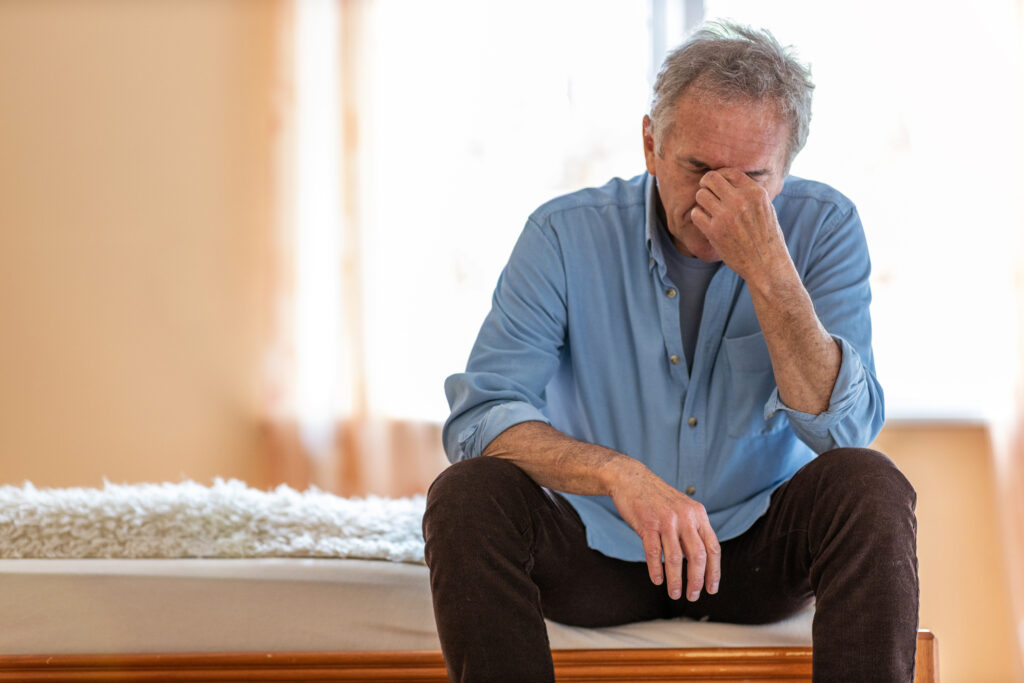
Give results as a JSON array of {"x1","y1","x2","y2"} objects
[
  {"x1": 777, "y1": 176, "x2": 858, "y2": 216},
  {"x1": 529, "y1": 173, "x2": 647, "y2": 228}
]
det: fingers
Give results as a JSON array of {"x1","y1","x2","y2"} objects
[
  {"x1": 691, "y1": 204, "x2": 712, "y2": 231},
  {"x1": 694, "y1": 187, "x2": 720, "y2": 218},
  {"x1": 693, "y1": 173, "x2": 728, "y2": 230},
  {"x1": 698, "y1": 168, "x2": 761, "y2": 213},
  {"x1": 681, "y1": 514, "x2": 722, "y2": 601},
  {"x1": 699, "y1": 524, "x2": 722, "y2": 595},
  {"x1": 702, "y1": 167, "x2": 751, "y2": 190},
  {"x1": 642, "y1": 523, "x2": 706, "y2": 602},
  {"x1": 662, "y1": 532, "x2": 685, "y2": 601},
  {"x1": 617, "y1": 473, "x2": 721, "y2": 603},
  {"x1": 697, "y1": 169, "x2": 730, "y2": 198},
  {"x1": 641, "y1": 529, "x2": 687, "y2": 602},
  {"x1": 680, "y1": 523, "x2": 706, "y2": 602},
  {"x1": 645, "y1": 511, "x2": 720, "y2": 603},
  {"x1": 642, "y1": 531, "x2": 664, "y2": 587}
]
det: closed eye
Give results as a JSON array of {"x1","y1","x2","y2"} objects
[{"x1": 677, "y1": 156, "x2": 710, "y2": 174}]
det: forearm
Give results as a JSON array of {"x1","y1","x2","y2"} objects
[
  {"x1": 691, "y1": 168, "x2": 844, "y2": 416},
  {"x1": 482, "y1": 420, "x2": 641, "y2": 496},
  {"x1": 749, "y1": 261, "x2": 841, "y2": 415}
]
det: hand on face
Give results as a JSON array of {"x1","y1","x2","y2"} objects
[{"x1": 689, "y1": 168, "x2": 789, "y2": 286}]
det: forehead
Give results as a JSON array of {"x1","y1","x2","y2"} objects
[{"x1": 662, "y1": 91, "x2": 790, "y2": 172}]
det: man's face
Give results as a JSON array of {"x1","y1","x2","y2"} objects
[{"x1": 643, "y1": 92, "x2": 790, "y2": 262}]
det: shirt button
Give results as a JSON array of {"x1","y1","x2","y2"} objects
[
  {"x1": 688, "y1": 416, "x2": 698, "y2": 427},
  {"x1": 685, "y1": 485, "x2": 696, "y2": 496},
  {"x1": 666, "y1": 288, "x2": 677, "y2": 298},
  {"x1": 649, "y1": 258, "x2": 655, "y2": 266},
  {"x1": 669, "y1": 355, "x2": 681, "y2": 365}
]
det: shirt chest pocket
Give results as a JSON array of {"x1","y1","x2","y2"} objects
[{"x1": 722, "y1": 331, "x2": 788, "y2": 438}]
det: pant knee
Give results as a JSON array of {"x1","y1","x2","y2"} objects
[
  {"x1": 798, "y1": 449, "x2": 918, "y2": 565},
  {"x1": 422, "y1": 456, "x2": 537, "y2": 556},
  {"x1": 425, "y1": 455, "x2": 532, "y2": 512},
  {"x1": 814, "y1": 448, "x2": 916, "y2": 510}
]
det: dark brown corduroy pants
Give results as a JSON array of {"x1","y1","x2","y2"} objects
[{"x1": 422, "y1": 448, "x2": 919, "y2": 683}]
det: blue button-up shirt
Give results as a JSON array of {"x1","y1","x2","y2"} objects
[{"x1": 443, "y1": 172, "x2": 883, "y2": 562}]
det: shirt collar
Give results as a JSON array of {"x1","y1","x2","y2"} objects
[{"x1": 644, "y1": 173, "x2": 668, "y2": 275}]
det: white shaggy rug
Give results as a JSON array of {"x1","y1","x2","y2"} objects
[{"x1": 0, "y1": 479, "x2": 426, "y2": 564}]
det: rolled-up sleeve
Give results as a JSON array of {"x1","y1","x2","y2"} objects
[
  {"x1": 764, "y1": 202, "x2": 884, "y2": 454},
  {"x1": 442, "y1": 217, "x2": 568, "y2": 462}
]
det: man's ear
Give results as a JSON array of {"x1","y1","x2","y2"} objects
[{"x1": 642, "y1": 115, "x2": 657, "y2": 175}]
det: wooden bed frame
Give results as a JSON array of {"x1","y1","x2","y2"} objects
[{"x1": 0, "y1": 630, "x2": 937, "y2": 681}]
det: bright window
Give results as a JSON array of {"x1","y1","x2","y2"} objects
[
  {"x1": 297, "y1": 0, "x2": 1023, "y2": 426},
  {"x1": 356, "y1": 0, "x2": 659, "y2": 421}
]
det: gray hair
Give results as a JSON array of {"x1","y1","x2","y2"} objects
[{"x1": 650, "y1": 21, "x2": 814, "y2": 171}]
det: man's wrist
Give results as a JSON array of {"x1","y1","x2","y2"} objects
[
  {"x1": 744, "y1": 250, "x2": 801, "y2": 303},
  {"x1": 599, "y1": 451, "x2": 647, "y2": 499}
]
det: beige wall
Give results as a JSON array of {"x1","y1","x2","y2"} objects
[
  {"x1": 875, "y1": 423, "x2": 1019, "y2": 682},
  {"x1": 999, "y1": 418, "x2": 1024, "y2": 682},
  {"x1": 0, "y1": 0, "x2": 280, "y2": 488}
]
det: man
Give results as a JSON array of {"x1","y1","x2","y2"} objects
[{"x1": 424, "y1": 22, "x2": 918, "y2": 683}]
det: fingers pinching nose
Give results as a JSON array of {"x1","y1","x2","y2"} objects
[{"x1": 699, "y1": 169, "x2": 720, "y2": 186}]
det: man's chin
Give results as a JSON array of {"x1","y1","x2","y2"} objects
[
  {"x1": 689, "y1": 241, "x2": 721, "y2": 263},
  {"x1": 671, "y1": 225, "x2": 721, "y2": 262}
]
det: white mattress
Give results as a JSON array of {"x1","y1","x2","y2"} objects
[{"x1": 0, "y1": 558, "x2": 813, "y2": 655}]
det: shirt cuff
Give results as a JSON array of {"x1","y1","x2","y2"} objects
[
  {"x1": 455, "y1": 401, "x2": 551, "y2": 461},
  {"x1": 763, "y1": 335, "x2": 866, "y2": 432}
]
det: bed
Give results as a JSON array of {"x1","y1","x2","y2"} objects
[
  {"x1": 0, "y1": 557, "x2": 937, "y2": 681},
  {"x1": 0, "y1": 481, "x2": 938, "y2": 681}
]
